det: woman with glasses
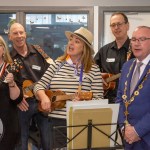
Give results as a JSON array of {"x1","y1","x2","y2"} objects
[{"x1": 0, "y1": 36, "x2": 23, "y2": 150}]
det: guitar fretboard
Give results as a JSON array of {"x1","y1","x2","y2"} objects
[{"x1": 105, "y1": 73, "x2": 121, "y2": 83}]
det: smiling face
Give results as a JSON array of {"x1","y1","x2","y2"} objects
[
  {"x1": 110, "y1": 14, "x2": 129, "y2": 40},
  {"x1": 66, "y1": 34, "x2": 84, "y2": 62},
  {"x1": 131, "y1": 27, "x2": 150, "y2": 61},
  {"x1": 9, "y1": 23, "x2": 26, "y2": 50}
]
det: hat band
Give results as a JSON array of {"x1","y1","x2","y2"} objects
[{"x1": 74, "y1": 33, "x2": 91, "y2": 45}]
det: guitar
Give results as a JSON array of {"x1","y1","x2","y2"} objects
[
  {"x1": 23, "y1": 80, "x2": 36, "y2": 97},
  {"x1": 102, "y1": 73, "x2": 121, "y2": 95},
  {"x1": 38, "y1": 90, "x2": 93, "y2": 112}
]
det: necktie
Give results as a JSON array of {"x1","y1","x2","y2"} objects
[{"x1": 130, "y1": 62, "x2": 143, "y2": 95}]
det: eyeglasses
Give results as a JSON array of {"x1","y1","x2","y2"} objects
[
  {"x1": 131, "y1": 37, "x2": 150, "y2": 43},
  {"x1": 110, "y1": 22, "x2": 126, "y2": 28}
]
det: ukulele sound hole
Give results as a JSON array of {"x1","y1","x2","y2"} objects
[{"x1": 51, "y1": 96, "x2": 56, "y2": 102}]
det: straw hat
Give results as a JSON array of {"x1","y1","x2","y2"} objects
[{"x1": 65, "y1": 27, "x2": 94, "y2": 54}]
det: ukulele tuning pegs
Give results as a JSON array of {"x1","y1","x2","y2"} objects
[{"x1": 11, "y1": 66, "x2": 15, "y2": 71}]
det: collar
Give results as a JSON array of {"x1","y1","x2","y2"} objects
[
  {"x1": 11, "y1": 44, "x2": 36, "y2": 58},
  {"x1": 111, "y1": 37, "x2": 130, "y2": 51},
  {"x1": 66, "y1": 55, "x2": 81, "y2": 68},
  {"x1": 136, "y1": 53, "x2": 150, "y2": 66}
]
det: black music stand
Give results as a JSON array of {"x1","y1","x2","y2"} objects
[
  {"x1": 52, "y1": 101, "x2": 124, "y2": 149},
  {"x1": 52, "y1": 120, "x2": 124, "y2": 150}
]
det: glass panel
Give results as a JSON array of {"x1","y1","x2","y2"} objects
[
  {"x1": 26, "y1": 13, "x2": 88, "y2": 60},
  {"x1": 0, "y1": 13, "x2": 16, "y2": 46}
]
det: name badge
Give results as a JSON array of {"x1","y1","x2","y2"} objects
[
  {"x1": 106, "y1": 58, "x2": 115, "y2": 62},
  {"x1": 32, "y1": 65, "x2": 41, "y2": 71}
]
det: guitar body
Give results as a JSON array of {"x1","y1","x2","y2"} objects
[
  {"x1": 103, "y1": 81, "x2": 116, "y2": 90},
  {"x1": 23, "y1": 80, "x2": 34, "y2": 97},
  {"x1": 38, "y1": 90, "x2": 66, "y2": 112},
  {"x1": 102, "y1": 73, "x2": 121, "y2": 96},
  {"x1": 102, "y1": 74, "x2": 116, "y2": 91},
  {"x1": 46, "y1": 90, "x2": 66, "y2": 109}
]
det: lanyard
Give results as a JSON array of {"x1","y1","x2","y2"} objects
[
  {"x1": 65, "y1": 55, "x2": 84, "y2": 87},
  {"x1": 56, "y1": 56, "x2": 84, "y2": 92},
  {"x1": 78, "y1": 64, "x2": 83, "y2": 92}
]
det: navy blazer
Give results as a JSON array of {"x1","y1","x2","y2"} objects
[{"x1": 116, "y1": 58, "x2": 150, "y2": 149}]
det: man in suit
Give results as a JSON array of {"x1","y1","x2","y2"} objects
[{"x1": 116, "y1": 26, "x2": 150, "y2": 149}]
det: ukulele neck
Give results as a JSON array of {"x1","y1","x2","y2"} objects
[{"x1": 55, "y1": 94, "x2": 74, "y2": 101}]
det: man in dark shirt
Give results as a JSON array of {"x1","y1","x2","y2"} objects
[
  {"x1": 9, "y1": 23, "x2": 52, "y2": 150},
  {"x1": 94, "y1": 12, "x2": 134, "y2": 103}
]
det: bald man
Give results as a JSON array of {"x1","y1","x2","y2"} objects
[{"x1": 9, "y1": 23, "x2": 51, "y2": 150}]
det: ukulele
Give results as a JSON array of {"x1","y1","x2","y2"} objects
[
  {"x1": 22, "y1": 80, "x2": 93, "y2": 112},
  {"x1": 38, "y1": 90, "x2": 93, "y2": 113},
  {"x1": 102, "y1": 73, "x2": 121, "y2": 95}
]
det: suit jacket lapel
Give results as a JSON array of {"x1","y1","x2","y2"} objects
[{"x1": 135, "y1": 60, "x2": 150, "y2": 89}]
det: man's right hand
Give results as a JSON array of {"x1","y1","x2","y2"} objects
[{"x1": 17, "y1": 97, "x2": 29, "y2": 111}]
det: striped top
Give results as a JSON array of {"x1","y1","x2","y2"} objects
[{"x1": 34, "y1": 60, "x2": 104, "y2": 119}]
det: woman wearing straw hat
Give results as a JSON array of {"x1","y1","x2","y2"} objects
[{"x1": 34, "y1": 27, "x2": 104, "y2": 149}]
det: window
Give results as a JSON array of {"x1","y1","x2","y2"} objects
[
  {"x1": 0, "y1": 6, "x2": 92, "y2": 60},
  {"x1": 26, "y1": 13, "x2": 88, "y2": 59},
  {"x1": 0, "y1": 13, "x2": 16, "y2": 46}
]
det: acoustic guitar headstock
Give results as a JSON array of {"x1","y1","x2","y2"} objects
[
  {"x1": 0, "y1": 58, "x2": 23, "y2": 83},
  {"x1": 9, "y1": 58, "x2": 23, "y2": 73}
]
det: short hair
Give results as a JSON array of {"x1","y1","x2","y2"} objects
[
  {"x1": 111, "y1": 12, "x2": 128, "y2": 23},
  {"x1": 136, "y1": 26, "x2": 150, "y2": 30},
  {"x1": 9, "y1": 22, "x2": 25, "y2": 34}
]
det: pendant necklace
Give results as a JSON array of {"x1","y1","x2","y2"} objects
[{"x1": 122, "y1": 61, "x2": 150, "y2": 125}]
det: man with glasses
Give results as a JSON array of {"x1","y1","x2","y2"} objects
[
  {"x1": 94, "y1": 12, "x2": 134, "y2": 103},
  {"x1": 116, "y1": 26, "x2": 150, "y2": 149}
]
